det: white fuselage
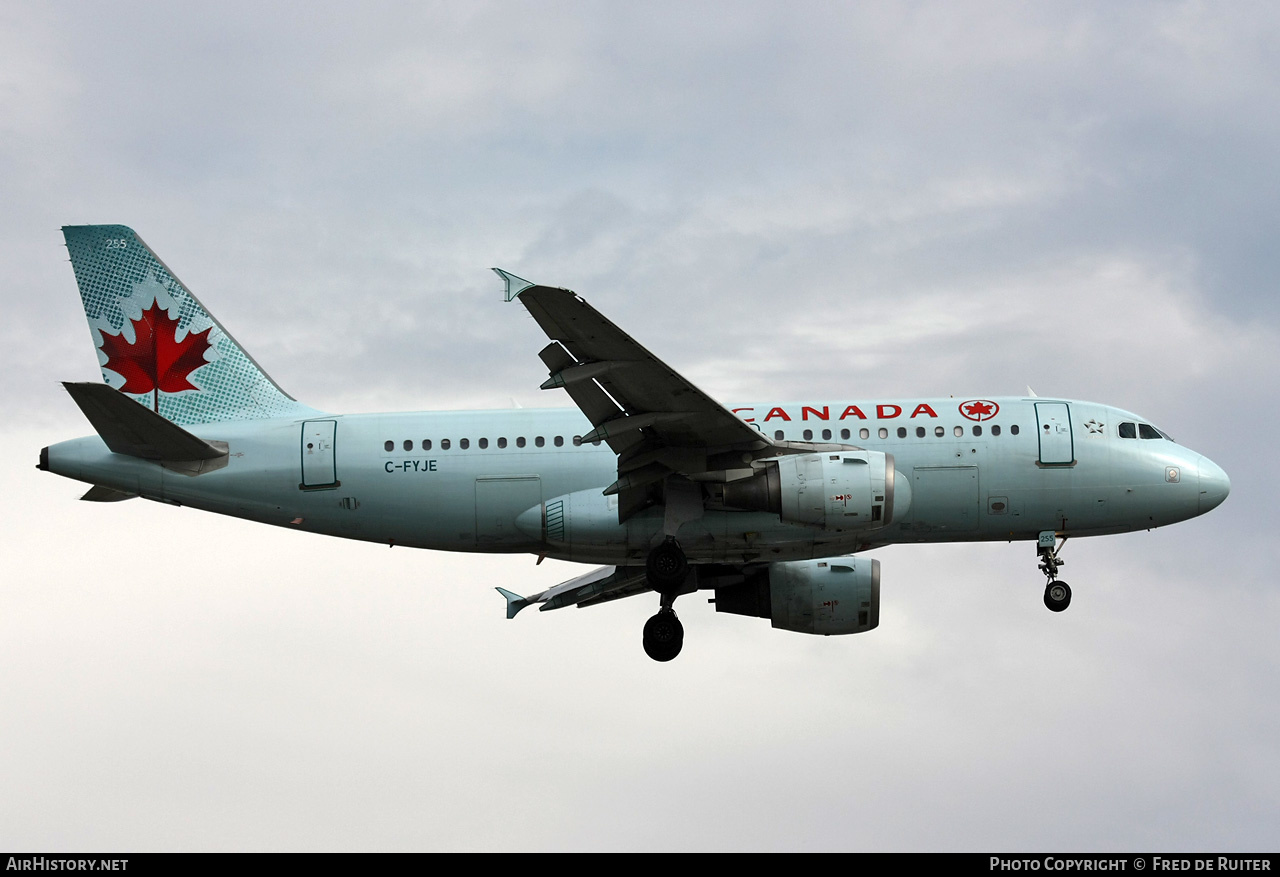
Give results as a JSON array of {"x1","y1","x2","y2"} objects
[{"x1": 43, "y1": 396, "x2": 1229, "y2": 566}]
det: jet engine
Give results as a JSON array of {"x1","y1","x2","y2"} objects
[
  {"x1": 714, "y1": 451, "x2": 907, "y2": 532},
  {"x1": 712, "y1": 557, "x2": 880, "y2": 635}
]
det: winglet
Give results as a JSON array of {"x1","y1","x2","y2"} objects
[
  {"x1": 492, "y1": 268, "x2": 535, "y2": 302},
  {"x1": 496, "y1": 587, "x2": 532, "y2": 619}
]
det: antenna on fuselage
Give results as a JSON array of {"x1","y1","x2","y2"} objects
[{"x1": 1027, "y1": 386, "x2": 1038, "y2": 397}]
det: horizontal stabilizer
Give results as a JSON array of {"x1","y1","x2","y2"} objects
[
  {"x1": 62, "y1": 381, "x2": 228, "y2": 465},
  {"x1": 80, "y1": 485, "x2": 137, "y2": 502}
]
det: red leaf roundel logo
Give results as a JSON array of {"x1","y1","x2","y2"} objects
[
  {"x1": 959, "y1": 399, "x2": 999, "y2": 421},
  {"x1": 98, "y1": 300, "x2": 212, "y2": 395}
]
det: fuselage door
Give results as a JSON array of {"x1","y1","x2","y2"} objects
[
  {"x1": 300, "y1": 420, "x2": 340, "y2": 489},
  {"x1": 1035, "y1": 402, "x2": 1074, "y2": 465}
]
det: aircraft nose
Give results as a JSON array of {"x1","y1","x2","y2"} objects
[{"x1": 1197, "y1": 455, "x2": 1231, "y2": 514}]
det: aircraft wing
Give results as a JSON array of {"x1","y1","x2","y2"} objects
[
  {"x1": 515, "y1": 284, "x2": 767, "y2": 451},
  {"x1": 499, "y1": 273, "x2": 780, "y2": 520}
]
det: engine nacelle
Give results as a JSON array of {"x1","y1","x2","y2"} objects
[
  {"x1": 712, "y1": 557, "x2": 880, "y2": 635},
  {"x1": 717, "y1": 451, "x2": 908, "y2": 532}
]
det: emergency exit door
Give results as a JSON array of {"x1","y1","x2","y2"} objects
[{"x1": 300, "y1": 420, "x2": 340, "y2": 489}]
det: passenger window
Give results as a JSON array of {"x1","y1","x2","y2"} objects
[
  {"x1": 498, "y1": 437, "x2": 508, "y2": 448},
  {"x1": 774, "y1": 430, "x2": 785, "y2": 440},
  {"x1": 860, "y1": 428, "x2": 870, "y2": 440},
  {"x1": 878, "y1": 427, "x2": 888, "y2": 439},
  {"x1": 972, "y1": 426, "x2": 982, "y2": 437},
  {"x1": 459, "y1": 438, "x2": 470, "y2": 450},
  {"x1": 992, "y1": 425, "x2": 1001, "y2": 436},
  {"x1": 441, "y1": 439, "x2": 451, "y2": 450},
  {"x1": 573, "y1": 436, "x2": 583, "y2": 446},
  {"x1": 1119, "y1": 422, "x2": 1136, "y2": 438},
  {"x1": 554, "y1": 436, "x2": 564, "y2": 447},
  {"x1": 478, "y1": 438, "x2": 489, "y2": 449},
  {"x1": 515, "y1": 437, "x2": 525, "y2": 448},
  {"x1": 403, "y1": 439, "x2": 413, "y2": 451},
  {"x1": 954, "y1": 426, "x2": 963, "y2": 437},
  {"x1": 423, "y1": 439, "x2": 432, "y2": 450},
  {"x1": 916, "y1": 426, "x2": 925, "y2": 438},
  {"x1": 821, "y1": 429, "x2": 832, "y2": 441},
  {"x1": 1139, "y1": 424, "x2": 1161, "y2": 439},
  {"x1": 592, "y1": 438, "x2": 602, "y2": 446},
  {"x1": 896, "y1": 427, "x2": 907, "y2": 438},
  {"x1": 384, "y1": 440, "x2": 394, "y2": 452},
  {"x1": 535, "y1": 436, "x2": 545, "y2": 447},
  {"x1": 840, "y1": 429, "x2": 850, "y2": 440},
  {"x1": 1011, "y1": 425, "x2": 1020, "y2": 435},
  {"x1": 935, "y1": 426, "x2": 945, "y2": 437}
]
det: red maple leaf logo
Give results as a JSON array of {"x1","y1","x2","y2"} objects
[
  {"x1": 959, "y1": 400, "x2": 999, "y2": 421},
  {"x1": 98, "y1": 300, "x2": 213, "y2": 397}
]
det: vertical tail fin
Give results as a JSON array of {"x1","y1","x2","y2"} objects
[{"x1": 62, "y1": 225, "x2": 316, "y2": 425}]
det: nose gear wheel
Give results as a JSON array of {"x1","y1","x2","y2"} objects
[{"x1": 1044, "y1": 580, "x2": 1072, "y2": 612}]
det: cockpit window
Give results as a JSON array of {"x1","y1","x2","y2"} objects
[
  {"x1": 1138, "y1": 423, "x2": 1162, "y2": 440},
  {"x1": 1118, "y1": 422, "x2": 1136, "y2": 439}
]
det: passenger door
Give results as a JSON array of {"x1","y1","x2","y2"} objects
[{"x1": 1035, "y1": 402, "x2": 1074, "y2": 465}]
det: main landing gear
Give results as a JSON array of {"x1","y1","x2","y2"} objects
[
  {"x1": 643, "y1": 538, "x2": 689, "y2": 662},
  {"x1": 643, "y1": 603, "x2": 684, "y2": 662},
  {"x1": 1037, "y1": 531, "x2": 1071, "y2": 612}
]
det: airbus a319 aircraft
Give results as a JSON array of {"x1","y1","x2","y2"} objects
[{"x1": 41, "y1": 225, "x2": 1231, "y2": 661}]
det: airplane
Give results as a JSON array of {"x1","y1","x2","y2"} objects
[{"x1": 39, "y1": 224, "x2": 1231, "y2": 661}]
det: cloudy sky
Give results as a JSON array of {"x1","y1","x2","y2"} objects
[{"x1": 2, "y1": 0, "x2": 1277, "y2": 852}]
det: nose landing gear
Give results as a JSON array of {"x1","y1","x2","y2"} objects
[{"x1": 1038, "y1": 531, "x2": 1071, "y2": 612}]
